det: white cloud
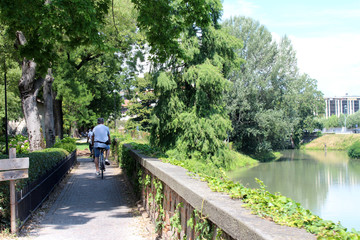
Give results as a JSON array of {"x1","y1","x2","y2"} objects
[
  {"x1": 222, "y1": 0, "x2": 258, "y2": 20},
  {"x1": 318, "y1": 9, "x2": 360, "y2": 19},
  {"x1": 289, "y1": 34, "x2": 360, "y2": 97}
]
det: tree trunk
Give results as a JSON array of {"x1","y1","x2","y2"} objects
[
  {"x1": 70, "y1": 121, "x2": 79, "y2": 138},
  {"x1": 53, "y1": 91, "x2": 64, "y2": 139},
  {"x1": 19, "y1": 59, "x2": 44, "y2": 151},
  {"x1": 43, "y1": 68, "x2": 56, "y2": 148}
]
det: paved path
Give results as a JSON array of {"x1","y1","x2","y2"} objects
[{"x1": 30, "y1": 158, "x2": 148, "y2": 240}]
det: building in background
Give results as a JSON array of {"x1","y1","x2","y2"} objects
[{"x1": 324, "y1": 95, "x2": 360, "y2": 118}]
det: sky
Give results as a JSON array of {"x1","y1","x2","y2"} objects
[{"x1": 222, "y1": 0, "x2": 360, "y2": 97}]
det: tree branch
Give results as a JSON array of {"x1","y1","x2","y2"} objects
[
  {"x1": 75, "y1": 53, "x2": 103, "y2": 70},
  {"x1": 15, "y1": 31, "x2": 27, "y2": 48}
]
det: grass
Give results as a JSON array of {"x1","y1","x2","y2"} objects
[
  {"x1": 251, "y1": 151, "x2": 283, "y2": 162},
  {"x1": 227, "y1": 151, "x2": 259, "y2": 170},
  {"x1": 76, "y1": 142, "x2": 90, "y2": 151},
  {"x1": 303, "y1": 134, "x2": 360, "y2": 150}
]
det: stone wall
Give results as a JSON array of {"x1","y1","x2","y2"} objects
[{"x1": 124, "y1": 144, "x2": 316, "y2": 240}]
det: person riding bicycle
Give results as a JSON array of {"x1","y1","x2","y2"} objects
[
  {"x1": 92, "y1": 118, "x2": 111, "y2": 176},
  {"x1": 87, "y1": 127, "x2": 94, "y2": 158}
]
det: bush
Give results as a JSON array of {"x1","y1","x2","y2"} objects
[
  {"x1": 348, "y1": 141, "x2": 360, "y2": 159},
  {"x1": 0, "y1": 135, "x2": 30, "y2": 154},
  {"x1": 0, "y1": 148, "x2": 69, "y2": 230},
  {"x1": 52, "y1": 137, "x2": 76, "y2": 153}
]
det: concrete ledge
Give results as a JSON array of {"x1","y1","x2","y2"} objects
[{"x1": 125, "y1": 144, "x2": 316, "y2": 240}]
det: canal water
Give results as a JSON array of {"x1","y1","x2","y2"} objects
[{"x1": 228, "y1": 150, "x2": 360, "y2": 231}]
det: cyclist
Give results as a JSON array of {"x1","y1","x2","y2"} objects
[
  {"x1": 92, "y1": 118, "x2": 111, "y2": 176},
  {"x1": 87, "y1": 127, "x2": 94, "y2": 158}
]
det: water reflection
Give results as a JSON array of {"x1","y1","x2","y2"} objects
[{"x1": 228, "y1": 150, "x2": 360, "y2": 230}]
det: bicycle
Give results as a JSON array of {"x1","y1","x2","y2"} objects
[{"x1": 98, "y1": 147, "x2": 106, "y2": 179}]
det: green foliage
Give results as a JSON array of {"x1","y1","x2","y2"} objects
[
  {"x1": 170, "y1": 203, "x2": 183, "y2": 238},
  {"x1": 320, "y1": 115, "x2": 340, "y2": 128},
  {"x1": 152, "y1": 177, "x2": 164, "y2": 232},
  {"x1": 54, "y1": 50, "x2": 125, "y2": 133},
  {"x1": 50, "y1": 0, "x2": 142, "y2": 133},
  {"x1": 122, "y1": 142, "x2": 360, "y2": 239},
  {"x1": 346, "y1": 111, "x2": 360, "y2": 128},
  {"x1": 223, "y1": 16, "x2": 324, "y2": 154},
  {"x1": 151, "y1": 61, "x2": 234, "y2": 167},
  {"x1": 0, "y1": 27, "x2": 22, "y2": 135},
  {"x1": 206, "y1": 176, "x2": 360, "y2": 239},
  {"x1": 320, "y1": 111, "x2": 360, "y2": 129},
  {"x1": 9, "y1": 135, "x2": 30, "y2": 154},
  {"x1": 76, "y1": 142, "x2": 89, "y2": 151},
  {"x1": 52, "y1": 137, "x2": 76, "y2": 153},
  {"x1": 251, "y1": 151, "x2": 282, "y2": 163},
  {"x1": 121, "y1": 141, "x2": 257, "y2": 177},
  {"x1": 0, "y1": 0, "x2": 110, "y2": 75},
  {"x1": 348, "y1": 141, "x2": 360, "y2": 159},
  {"x1": 0, "y1": 148, "x2": 69, "y2": 229},
  {"x1": 131, "y1": 0, "x2": 241, "y2": 169},
  {"x1": 125, "y1": 74, "x2": 156, "y2": 131},
  {"x1": 131, "y1": 0, "x2": 223, "y2": 63},
  {"x1": 0, "y1": 183, "x2": 9, "y2": 230},
  {"x1": 193, "y1": 209, "x2": 214, "y2": 239},
  {"x1": 0, "y1": 135, "x2": 29, "y2": 154}
]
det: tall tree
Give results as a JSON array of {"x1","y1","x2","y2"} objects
[
  {"x1": 133, "y1": 0, "x2": 242, "y2": 167},
  {"x1": 125, "y1": 74, "x2": 156, "y2": 131},
  {"x1": 52, "y1": 0, "x2": 141, "y2": 133},
  {"x1": 223, "y1": 16, "x2": 323, "y2": 154},
  {"x1": 0, "y1": 0, "x2": 110, "y2": 150}
]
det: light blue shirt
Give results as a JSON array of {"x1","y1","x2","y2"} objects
[{"x1": 93, "y1": 124, "x2": 110, "y2": 148}]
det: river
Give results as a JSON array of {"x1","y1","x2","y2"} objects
[{"x1": 228, "y1": 150, "x2": 360, "y2": 231}]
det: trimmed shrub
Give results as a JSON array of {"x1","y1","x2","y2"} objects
[
  {"x1": 0, "y1": 148, "x2": 69, "y2": 230},
  {"x1": 52, "y1": 137, "x2": 76, "y2": 153},
  {"x1": 348, "y1": 141, "x2": 360, "y2": 159}
]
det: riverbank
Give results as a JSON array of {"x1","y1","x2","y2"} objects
[{"x1": 303, "y1": 134, "x2": 360, "y2": 150}]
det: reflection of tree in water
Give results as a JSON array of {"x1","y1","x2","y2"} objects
[{"x1": 229, "y1": 150, "x2": 360, "y2": 215}]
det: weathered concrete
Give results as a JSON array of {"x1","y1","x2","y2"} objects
[
  {"x1": 29, "y1": 158, "x2": 148, "y2": 240},
  {"x1": 126, "y1": 145, "x2": 316, "y2": 240}
]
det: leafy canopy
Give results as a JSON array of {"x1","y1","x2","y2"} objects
[
  {"x1": 132, "y1": 0, "x2": 242, "y2": 167},
  {"x1": 0, "y1": 0, "x2": 110, "y2": 74},
  {"x1": 223, "y1": 16, "x2": 324, "y2": 154}
]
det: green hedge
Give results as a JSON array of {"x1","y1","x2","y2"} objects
[
  {"x1": 53, "y1": 137, "x2": 76, "y2": 153},
  {"x1": 0, "y1": 148, "x2": 69, "y2": 230}
]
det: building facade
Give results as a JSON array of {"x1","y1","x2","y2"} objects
[{"x1": 325, "y1": 95, "x2": 360, "y2": 118}]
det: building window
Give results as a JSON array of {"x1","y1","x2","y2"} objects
[
  {"x1": 330, "y1": 100, "x2": 336, "y2": 116},
  {"x1": 355, "y1": 100, "x2": 359, "y2": 113},
  {"x1": 342, "y1": 100, "x2": 347, "y2": 114}
]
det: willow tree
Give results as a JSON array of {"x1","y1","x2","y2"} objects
[
  {"x1": 133, "y1": 0, "x2": 242, "y2": 167},
  {"x1": 0, "y1": 0, "x2": 110, "y2": 150}
]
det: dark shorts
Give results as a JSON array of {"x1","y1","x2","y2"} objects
[{"x1": 94, "y1": 145, "x2": 110, "y2": 157}]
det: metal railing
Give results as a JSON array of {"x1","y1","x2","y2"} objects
[{"x1": 16, "y1": 151, "x2": 77, "y2": 227}]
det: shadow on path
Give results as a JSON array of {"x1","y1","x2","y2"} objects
[{"x1": 30, "y1": 158, "x2": 146, "y2": 240}]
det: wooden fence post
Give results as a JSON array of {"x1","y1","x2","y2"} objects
[
  {"x1": 9, "y1": 148, "x2": 17, "y2": 234},
  {"x1": 0, "y1": 148, "x2": 29, "y2": 234}
]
